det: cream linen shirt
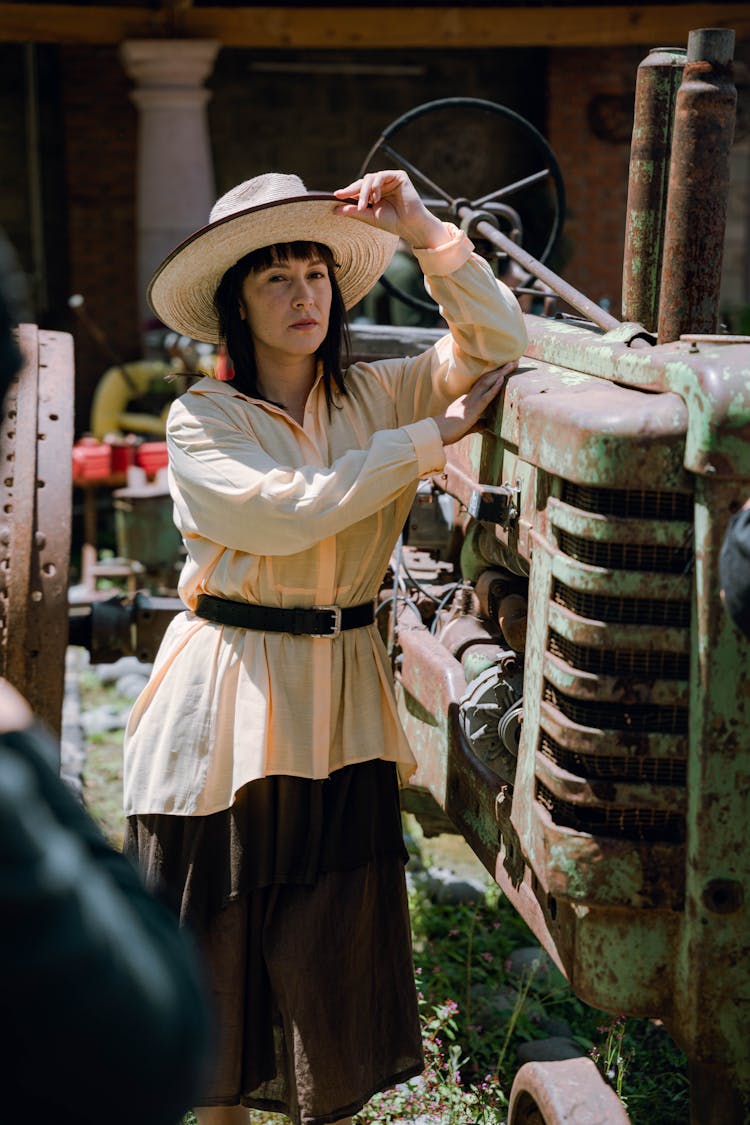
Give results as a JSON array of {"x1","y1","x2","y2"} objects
[{"x1": 123, "y1": 225, "x2": 527, "y2": 816}]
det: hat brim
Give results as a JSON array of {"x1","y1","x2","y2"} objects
[{"x1": 148, "y1": 193, "x2": 399, "y2": 344}]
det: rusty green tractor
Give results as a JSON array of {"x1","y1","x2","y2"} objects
[{"x1": 2, "y1": 25, "x2": 747, "y2": 1125}]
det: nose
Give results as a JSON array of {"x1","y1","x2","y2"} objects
[{"x1": 292, "y1": 279, "x2": 314, "y2": 308}]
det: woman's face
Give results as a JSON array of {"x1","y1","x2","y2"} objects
[{"x1": 239, "y1": 251, "x2": 332, "y2": 367}]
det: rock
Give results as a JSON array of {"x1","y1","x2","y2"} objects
[
  {"x1": 538, "y1": 1016, "x2": 574, "y2": 1039},
  {"x1": 419, "y1": 864, "x2": 488, "y2": 904},
  {"x1": 115, "y1": 672, "x2": 150, "y2": 700},
  {"x1": 469, "y1": 983, "x2": 521, "y2": 1024},
  {"x1": 95, "y1": 656, "x2": 153, "y2": 685},
  {"x1": 60, "y1": 647, "x2": 86, "y2": 801},
  {"x1": 517, "y1": 1035, "x2": 586, "y2": 1063},
  {"x1": 81, "y1": 704, "x2": 130, "y2": 736},
  {"x1": 505, "y1": 945, "x2": 556, "y2": 982},
  {"x1": 403, "y1": 827, "x2": 426, "y2": 872}
]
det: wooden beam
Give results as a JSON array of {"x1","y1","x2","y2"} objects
[
  {"x1": 0, "y1": 5, "x2": 167, "y2": 43},
  {"x1": 1, "y1": 4, "x2": 747, "y2": 48}
]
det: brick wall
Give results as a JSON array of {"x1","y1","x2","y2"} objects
[
  {"x1": 547, "y1": 45, "x2": 644, "y2": 316},
  {"x1": 60, "y1": 45, "x2": 138, "y2": 437}
]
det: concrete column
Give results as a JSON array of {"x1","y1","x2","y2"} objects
[{"x1": 120, "y1": 39, "x2": 219, "y2": 338}]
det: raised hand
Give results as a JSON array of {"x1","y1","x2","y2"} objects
[
  {"x1": 433, "y1": 362, "x2": 518, "y2": 446},
  {"x1": 333, "y1": 170, "x2": 447, "y2": 250}
]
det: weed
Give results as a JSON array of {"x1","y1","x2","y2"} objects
[{"x1": 590, "y1": 1015, "x2": 630, "y2": 1102}]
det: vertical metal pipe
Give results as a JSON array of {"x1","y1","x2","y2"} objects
[
  {"x1": 657, "y1": 28, "x2": 737, "y2": 344},
  {"x1": 622, "y1": 47, "x2": 686, "y2": 332}
]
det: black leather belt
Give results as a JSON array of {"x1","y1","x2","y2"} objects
[{"x1": 195, "y1": 594, "x2": 375, "y2": 638}]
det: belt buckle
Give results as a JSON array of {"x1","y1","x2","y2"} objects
[{"x1": 312, "y1": 605, "x2": 342, "y2": 638}]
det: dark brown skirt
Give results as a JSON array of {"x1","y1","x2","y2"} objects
[{"x1": 124, "y1": 760, "x2": 424, "y2": 1124}]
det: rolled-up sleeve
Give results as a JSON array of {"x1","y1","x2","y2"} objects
[{"x1": 168, "y1": 403, "x2": 445, "y2": 557}]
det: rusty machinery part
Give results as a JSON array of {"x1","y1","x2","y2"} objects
[
  {"x1": 0, "y1": 326, "x2": 74, "y2": 735},
  {"x1": 68, "y1": 591, "x2": 183, "y2": 666},
  {"x1": 621, "y1": 47, "x2": 687, "y2": 333},
  {"x1": 657, "y1": 28, "x2": 738, "y2": 343},
  {"x1": 507, "y1": 1057, "x2": 631, "y2": 1125},
  {"x1": 458, "y1": 663, "x2": 523, "y2": 784},
  {"x1": 474, "y1": 567, "x2": 529, "y2": 652},
  {"x1": 358, "y1": 96, "x2": 566, "y2": 314}
]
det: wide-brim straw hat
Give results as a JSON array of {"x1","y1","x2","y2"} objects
[{"x1": 148, "y1": 172, "x2": 399, "y2": 344}]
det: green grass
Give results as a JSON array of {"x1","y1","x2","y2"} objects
[
  {"x1": 77, "y1": 666, "x2": 132, "y2": 850},
  {"x1": 79, "y1": 675, "x2": 689, "y2": 1124}
]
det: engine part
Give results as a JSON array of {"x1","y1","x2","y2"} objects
[{"x1": 458, "y1": 663, "x2": 522, "y2": 783}]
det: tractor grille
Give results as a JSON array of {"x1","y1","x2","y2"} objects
[
  {"x1": 540, "y1": 733, "x2": 687, "y2": 787},
  {"x1": 548, "y1": 630, "x2": 689, "y2": 680},
  {"x1": 544, "y1": 682, "x2": 688, "y2": 733},
  {"x1": 560, "y1": 482, "x2": 692, "y2": 522},
  {"x1": 552, "y1": 580, "x2": 690, "y2": 628},
  {"x1": 537, "y1": 781, "x2": 686, "y2": 843},
  {"x1": 557, "y1": 530, "x2": 692, "y2": 575},
  {"x1": 533, "y1": 478, "x2": 691, "y2": 861}
]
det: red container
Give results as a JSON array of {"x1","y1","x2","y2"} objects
[
  {"x1": 72, "y1": 437, "x2": 112, "y2": 481},
  {"x1": 135, "y1": 441, "x2": 169, "y2": 476},
  {"x1": 108, "y1": 439, "x2": 137, "y2": 473}
]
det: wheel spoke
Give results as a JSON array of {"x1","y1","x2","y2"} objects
[
  {"x1": 475, "y1": 168, "x2": 551, "y2": 206},
  {"x1": 379, "y1": 142, "x2": 453, "y2": 206}
]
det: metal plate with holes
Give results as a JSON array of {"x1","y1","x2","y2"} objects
[{"x1": 0, "y1": 325, "x2": 74, "y2": 734}]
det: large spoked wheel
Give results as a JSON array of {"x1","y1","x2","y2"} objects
[
  {"x1": 359, "y1": 97, "x2": 566, "y2": 314},
  {"x1": 508, "y1": 1058, "x2": 632, "y2": 1125}
]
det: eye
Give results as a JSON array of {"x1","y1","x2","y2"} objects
[{"x1": 308, "y1": 269, "x2": 326, "y2": 280}]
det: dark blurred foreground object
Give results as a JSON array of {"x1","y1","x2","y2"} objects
[
  {"x1": 0, "y1": 687, "x2": 211, "y2": 1124},
  {"x1": 0, "y1": 234, "x2": 211, "y2": 1124},
  {"x1": 720, "y1": 503, "x2": 750, "y2": 637}
]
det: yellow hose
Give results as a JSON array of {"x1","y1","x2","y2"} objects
[{"x1": 89, "y1": 361, "x2": 175, "y2": 439}]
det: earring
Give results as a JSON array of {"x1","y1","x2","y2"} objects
[{"x1": 212, "y1": 345, "x2": 235, "y2": 381}]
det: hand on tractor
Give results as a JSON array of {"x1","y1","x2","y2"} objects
[{"x1": 433, "y1": 361, "x2": 518, "y2": 446}]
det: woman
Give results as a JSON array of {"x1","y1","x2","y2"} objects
[{"x1": 124, "y1": 168, "x2": 527, "y2": 1125}]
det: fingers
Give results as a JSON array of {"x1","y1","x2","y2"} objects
[
  {"x1": 333, "y1": 170, "x2": 408, "y2": 212},
  {"x1": 474, "y1": 361, "x2": 518, "y2": 399},
  {"x1": 463, "y1": 364, "x2": 516, "y2": 424},
  {"x1": 471, "y1": 365, "x2": 510, "y2": 401}
]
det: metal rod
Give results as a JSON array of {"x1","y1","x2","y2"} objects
[
  {"x1": 460, "y1": 207, "x2": 621, "y2": 332},
  {"x1": 380, "y1": 143, "x2": 620, "y2": 331}
]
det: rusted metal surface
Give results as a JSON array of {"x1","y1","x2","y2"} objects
[
  {"x1": 676, "y1": 474, "x2": 750, "y2": 1124},
  {"x1": 508, "y1": 1057, "x2": 631, "y2": 1124},
  {"x1": 657, "y1": 29, "x2": 738, "y2": 344},
  {"x1": 0, "y1": 326, "x2": 73, "y2": 734},
  {"x1": 622, "y1": 47, "x2": 686, "y2": 332},
  {"x1": 391, "y1": 253, "x2": 750, "y2": 1112}
]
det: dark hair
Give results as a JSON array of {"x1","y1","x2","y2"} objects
[{"x1": 214, "y1": 241, "x2": 350, "y2": 409}]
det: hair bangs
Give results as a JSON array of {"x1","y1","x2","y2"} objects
[{"x1": 246, "y1": 241, "x2": 337, "y2": 274}]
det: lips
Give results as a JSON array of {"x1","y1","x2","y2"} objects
[{"x1": 290, "y1": 319, "x2": 318, "y2": 328}]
